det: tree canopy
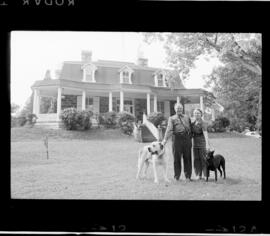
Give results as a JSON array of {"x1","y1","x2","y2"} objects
[{"x1": 143, "y1": 33, "x2": 261, "y2": 131}]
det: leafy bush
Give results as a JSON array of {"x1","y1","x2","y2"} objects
[
  {"x1": 210, "y1": 117, "x2": 227, "y2": 132},
  {"x1": 76, "y1": 110, "x2": 93, "y2": 130},
  {"x1": 98, "y1": 113, "x2": 105, "y2": 126},
  {"x1": 147, "y1": 112, "x2": 167, "y2": 128},
  {"x1": 217, "y1": 116, "x2": 230, "y2": 128},
  {"x1": 60, "y1": 108, "x2": 93, "y2": 130},
  {"x1": 207, "y1": 117, "x2": 230, "y2": 133},
  {"x1": 26, "y1": 113, "x2": 38, "y2": 125},
  {"x1": 228, "y1": 118, "x2": 249, "y2": 133},
  {"x1": 12, "y1": 116, "x2": 27, "y2": 127},
  {"x1": 99, "y1": 111, "x2": 118, "y2": 128},
  {"x1": 118, "y1": 111, "x2": 135, "y2": 135},
  {"x1": 11, "y1": 113, "x2": 37, "y2": 127},
  {"x1": 60, "y1": 108, "x2": 77, "y2": 130},
  {"x1": 11, "y1": 116, "x2": 19, "y2": 127}
]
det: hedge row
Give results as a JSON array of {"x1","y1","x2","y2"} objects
[{"x1": 12, "y1": 108, "x2": 239, "y2": 135}]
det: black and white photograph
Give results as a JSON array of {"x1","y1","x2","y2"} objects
[{"x1": 10, "y1": 31, "x2": 262, "y2": 201}]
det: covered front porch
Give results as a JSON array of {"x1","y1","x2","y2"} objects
[{"x1": 32, "y1": 83, "x2": 211, "y2": 128}]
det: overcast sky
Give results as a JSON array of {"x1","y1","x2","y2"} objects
[{"x1": 11, "y1": 31, "x2": 222, "y2": 109}]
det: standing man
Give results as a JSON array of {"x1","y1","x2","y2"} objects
[{"x1": 162, "y1": 103, "x2": 192, "y2": 181}]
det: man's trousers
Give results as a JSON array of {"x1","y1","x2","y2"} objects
[{"x1": 172, "y1": 133, "x2": 192, "y2": 179}]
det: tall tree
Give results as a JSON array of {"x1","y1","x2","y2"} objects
[
  {"x1": 19, "y1": 92, "x2": 34, "y2": 117},
  {"x1": 205, "y1": 61, "x2": 260, "y2": 130},
  {"x1": 143, "y1": 33, "x2": 261, "y2": 130}
]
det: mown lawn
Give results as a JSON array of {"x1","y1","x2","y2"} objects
[{"x1": 11, "y1": 127, "x2": 261, "y2": 200}]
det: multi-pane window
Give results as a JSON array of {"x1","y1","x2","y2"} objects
[
  {"x1": 85, "y1": 66, "x2": 93, "y2": 82},
  {"x1": 122, "y1": 71, "x2": 130, "y2": 84},
  {"x1": 157, "y1": 101, "x2": 164, "y2": 113},
  {"x1": 164, "y1": 77, "x2": 169, "y2": 87},
  {"x1": 86, "y1": 97, "x2": 93, "y2": 111},
  {"x1": 157, "y1": 74, "x2": 164, "y2": 87},
  {"x1": 83, "y1": 64, "x2": 97, "y2": 82}
]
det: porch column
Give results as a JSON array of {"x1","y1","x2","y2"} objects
[
  {"x1": 120, "y1": 91, "x2": 124, "y2": 112},
  {"x1": 33, "y1": 89, "x2": 40, "y2": 115},
  {"x1": 200, "y1": 95, "x2": 204, "y2": 112},
  {"x1": 177, "y1": 96, "x2": 180, "y2": 104},
  {"x1": 154, "y1": 95, "x2": 157, "y2": 112},
  {"x1": 147, "y1": 93, "x2": 151, "y2": 115},
  {"x1": 109, "y1": 92, "x2": 113, "y2": 112},
  {"x1": 82, "y1": 90, "x2": 86, "y2": 111},
  {"x1": 57, "y1": 87, "x2": 62, "y2": 121}
]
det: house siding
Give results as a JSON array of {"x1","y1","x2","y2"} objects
[
  {"x1": 77, "y1": 96, "x2": 82, "y2": 111},
  {"x1": 93, "y1": 97, "x2": 100, "y2": 113},
  {"x1": 31, "y1": 58, "x2": 217, "y2": 128},
  {"x1": 113, "y1": 97, "x2": 117, "y2": 111}
]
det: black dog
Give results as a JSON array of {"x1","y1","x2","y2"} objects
[{"x1": 205, "y1": 150, "x2": 226, "y2": 182}]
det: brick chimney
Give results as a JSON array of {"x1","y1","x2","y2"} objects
[
  {"x1": 137, "y1": 57, "x2": 148, "y2": 67},
  {"x1": 81, "y1": 50, "x2": 92, "y2": 63},
  {"x1": 44, "y1": 70, "x2": 51, "y2": 80}
]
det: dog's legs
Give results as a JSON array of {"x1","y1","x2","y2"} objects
[
  {"x1": 136, "y1": 159, "x2": 144, "y2": 179},
  {"x1": 221, "y1": 161, "x2": 226, "y2": 179},
  {"x1": 214, "y1": 170, "x2": 217, "y2": 181},
  {"x1": 218, "y1": 166, "x2": 222, "y2": 177},
  {"x1": 143, "y1": 161, "x2": 149, "y2": 178},
  {"x1": 206, "y1": 169, "x2": 209, "y2": 182},
  {"x1": 162, "y1": 161, "x2": 170, "y2": 183},
  {"x1": 152, "y1": 156, "x2": 159, "y2": 183},
  {"x1": 136, "y1": 155, "x2": 144, "y2": 179}
]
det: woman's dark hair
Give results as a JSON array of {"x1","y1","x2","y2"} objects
[{"x1": 194, "y1": 108, "x2": 203, "y2": 116}]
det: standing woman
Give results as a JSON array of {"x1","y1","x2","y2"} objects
[{"x1": 191, "y1": 109, "x2": 211, "y2": 180}]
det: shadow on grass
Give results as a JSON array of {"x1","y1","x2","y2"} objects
[
  {"x1": 203, "y1": 177, "x2": 241, "y2": 185},
  {"x1": 208, "y1": 132, "x2": 247, "y2": 139},
  {"x1": 224, "y1": 177, "x2": 242, "y2": 185}
]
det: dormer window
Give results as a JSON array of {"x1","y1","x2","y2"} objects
[
  {"x1": 154, "y1": 70, "x2": 167, "y2": 87},
  {"x1": 157, "y1": 74, "x2": 164, "y2": 87},
  {"x1": 119, "y1": 66, "x2": 134, "y2": 84},
  {"x1": 82, "y1": 63, "x2": 97, "y2": 82},
  {"x1": 122, "y1": 71, "x2": 130, "y2": 84}
]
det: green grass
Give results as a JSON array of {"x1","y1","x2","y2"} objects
[{"x1": 11, "y1": 127, "x2": 261, "y2": 200}]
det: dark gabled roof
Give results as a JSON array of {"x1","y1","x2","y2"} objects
[{"x1": 58, "y1": 60, "x2": 186, "y2": 89}]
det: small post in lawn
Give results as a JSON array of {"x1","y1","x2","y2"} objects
[{"x1": 43, "y1": 135, "x2": 49, "y2": 159}]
